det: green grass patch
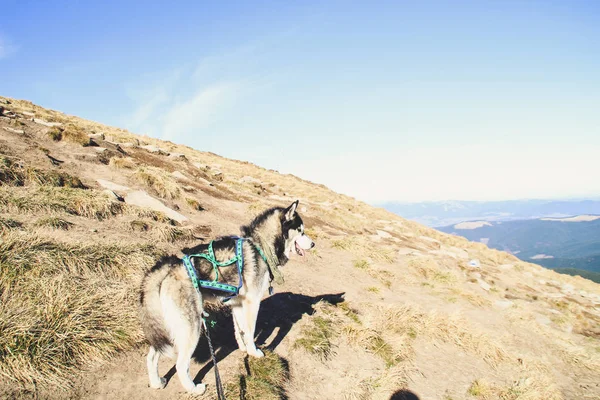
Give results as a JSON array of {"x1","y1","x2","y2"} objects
[{"x1": 293, "y1": 316, "x2": 336, "y2": 360}]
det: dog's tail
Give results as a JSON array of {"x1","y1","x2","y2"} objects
[{"x1": 139, "y1": 256, "x2": 178, "y2": 354}]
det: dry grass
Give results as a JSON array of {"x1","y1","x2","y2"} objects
[
  {"x1": 0, "y1": 186, "x2": 124, "y2": 220},
  {"x1": 467, "y1": 373, "x2": 562, "y2": 400},
  {"x1": 185, "y1": 197, "x2": 204, "y2": 211},
  {"x1": 293, "y1": 315, "x2": 336, "y2": 360},
  {"x1": 371, "y1": 304, "x2": 508, "y2": 368},
  {"x1": 109, "y1": 157, "x2": 137, "y2": 169},
  {"x1": 225, "y1": 351, "x2": 288, "y2": 400},
  {"x1": 35, "y1": 216, "x2": 73, "y2": 230},
  {"x1": 332, "y1": 236, "x2": 396, "y2": 264},
  {"x1": 47, "y1": 124, "x2": 90, "y2": 146},
  {"x1": 0, "y1": 231, "x2": 163, "y2": 387},
  {"x1": 0, "y1": 216, "x2": 22, "y2": 230},
  {"x1": 153, "y1": 225, "x2": 196, "y2": 243},
  {"x1": 133, "y1": 166, "x2": 181, "y2": 199},
  {"x1": 407, "y1": 256, "x2": 457, "y2": 286},
  {"x1": 1, "y1": 156, "x2": 85, "y2": 188},
  {"x1": 344, "y1": 365, "x2": 411, "y2": 400}
]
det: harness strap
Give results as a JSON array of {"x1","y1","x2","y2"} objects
[{"x1": 183, "y1": 237, "x2": 270, "y2": 298}]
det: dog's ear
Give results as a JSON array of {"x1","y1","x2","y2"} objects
[{"x1": 284, "y1": 200, "x2": 299, "y2": 221}]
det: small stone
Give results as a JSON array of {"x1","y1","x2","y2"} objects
[
  {"x1": 193, "y1": 162, "x2": 208, "y2": 170},
  {"x1": 22, "y1": 111, "x2": 35, "y2": 117},
  {"x1": 477, "y1": 278, "x2": 491, "y2": 291},
  {"x1": 124, "y1": 190, "x2": 188, "y2": 223},
  {"x1": 94, "y1": 147, "x2": 107, "y2": 153},
  {"x1": 472, "y1": 272, "x2": 482, "y2": 279},
  {"x1": 33, "y1": 118, "x2": 62, "y2": 127},
  {"x1": 169, "y1": 153, "x2": 186, "y2": 159},
  {"x1": 468, "y1": 259, "x2": 481, "y2": 268},
  {"x1": 171, "y1": 171, "x2": 188, "y2": 180},
  {"x1": 495, "y1": 300, "x2": 513, "y2": 310},
  {"x1": 97, "y1": 179, "x2": 131, "y2": 193},
  {"x1": 376, "y1": 230, "x2": 392, "y2": 239},
  {"x1": 140, "y1": 145, "x2": 168, "y2": 155},
  {"x1": 3, "y1": 127, "x2": 24, "y2": 134},
  {"x1": 88, "y1": 133, "x2": 105, "y2": 140}
]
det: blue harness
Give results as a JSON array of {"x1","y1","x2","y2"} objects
[{"x1": 182, "y1": 236, "x2": 268, "y2": 299}]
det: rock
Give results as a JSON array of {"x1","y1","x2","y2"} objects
[
  {"x1": 119, "y1": 142, "x2": 137, "y2": 148},
  {"x1": 94, "y1": 147, "x2": 107, "y2": 153},
  {"x1": 562, "y1": 284, "x2": 575, "y2": 293},
  {"x1": 88, "y1": 133, "x2": 105, "y2": 140},
  {"x1": 499, "y1": 263, "x2": 514, "y2": 270},
  {"x1": 472, "y1": 272, "x2": 482, "y2": 279},
  {"x1": 97, "y1": 179, "x2": 131, "y2": 193},
  {"x1": 240, "y1": 176, "x2": 261, "y2": 184},
  {"x1": 468, "y1": 259, "x2": 481, "y2": 268},
  {"x1": 193, "y1": 162, "x2": 208, "y2": 170},
  {"x1": 22, "y1": 111, "x2": 35, "y2": 117},
  {"x1": 169, "y1": 153, "x2": 186, "y2": 159},
  {"x1": 535, "y1": 315, "x2": 551, "y2": 326},
  {"x1": 90, "y1": 138, "x2": 126, "y2": 154},
  {"x1": 33, "y1": 118, "x2": 62, "y2": 127},
  {"x1": 477, "y1": 278, "x2": 491, "y2": 291},
  {"x1": 102, "y1": 189, "x2": 123, "y2": 201},
  {"x1": 3, "y1": 127, "x2": 24, "y2": 134},
  {"x1": 539, "y1": 280, "x2": 547, "y2": 285},
  {"x1": 124, "y1": 190, "x2": 188, "y2": 223},
  {"x1": 495, "y1": 300, "x2": 513, "y2": 310},
  {"x1": 212, "y1": 163, "x2": 222, "y2": 169},
  {"x1": 418, "y1": 236, "x2": 441, "y2": 249},
  {"x1": 212, "y1": 172, "x2": 224, "y2": 182},
  {"x1": 140, "y1": 145, "x2": 168, "y2": 155},
  {"x1": 524, "y1": 272, "x2": 534, "y2": 278},
  {"x1": 376, "y1": 230, "x2": 392, "y2": 239},
  {"x1": 171, "y1": 171, "x2": 188, "y2": 180},
  {"x1": 579, "y1": 290, "x2": 588, "y2": 297}
]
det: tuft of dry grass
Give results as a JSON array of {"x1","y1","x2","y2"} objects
[
  {"x1": 35, "y1": 216, "x2": 73, "y2": 230},
  {"x1": 133, "y1": 166, "x2": 181, "y2": 199},
  {"x1": 407, "y1": 256, "x2": 457, "y2": 286},
  {"x1": 332, "y1": 236, "x2": 395, "y2": 264},
  {"x1": 153, "y1": 225, "x2": 196, "y2": 243},
  {"x1": 372, "y1": 304, "x2": 508, "y2": 368},
  {"x1": 185, "y1": 197, "x2": 204, "y2": 211},
  {"x1": 0, "y1": 186, "x2": 124, "y2": 220},
  {"x1": 467, "y1": 374, "x2": 562, "y2": 400},
  {"x1": 0, "y1": 217, "x2": 22, "y2": 231},
  {"x1": 109, "y1": 157, "x2": 137, "y2": 169},
  {"x1": 226, "y1": 351, "x2": 289, "y2": 400},
  {"x1": 293, "y1": 315, "x2": 336, "y2": 360},
  {"x1": 47, "y1": 124, "x2": 90, "y2": 146},
  {"x1": 0, "y1": 231, "x2": 163, "y2": 387},
  {"x1": 0, "y1": 156, "x2": 85, "y2": 189}
]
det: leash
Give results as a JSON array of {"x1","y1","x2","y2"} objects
[{"x1": 202, "y1": 312, "x2": 226, "y2": 400}]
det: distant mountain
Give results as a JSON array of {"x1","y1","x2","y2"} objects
[
  {"x1": 437, "y1": 216, "x2": 600, "y2": 279},
  {"x1": 381, "y1": 199, "x2": 600, "y2": 227}
]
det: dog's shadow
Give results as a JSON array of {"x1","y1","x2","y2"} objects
[{"x1": 188, "y1": 291, "x2": 345, "y2": 382}]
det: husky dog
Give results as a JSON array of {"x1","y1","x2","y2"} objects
[{"x1": 139, "y1": 200, "x2": 314, "y2": 394}]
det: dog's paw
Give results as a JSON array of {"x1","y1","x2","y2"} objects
[
  {"x1": 248, "y1": 348, "x2": 264, "y2": 358},
  {"x1": 191, "y1": 383, "x2": 207, "y2": 395},
  {"x1": 149, "y1": 377, "x2": 167, "y2": 389}
]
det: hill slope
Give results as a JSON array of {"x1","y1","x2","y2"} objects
[{"x1": 1, "y1": 96, "x2": 600, "y2": 400}]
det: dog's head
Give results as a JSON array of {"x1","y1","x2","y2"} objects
[{"x1": 281, "y1": 200, "x2": 315, "y2": 259}]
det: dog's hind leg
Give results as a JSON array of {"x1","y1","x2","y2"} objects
[
  {"x1": 146, "y1": 345, "x2": 166, "y2": 389},
  {"x1": 174, "y1": 332, "x2": 206, "y2": 395}
]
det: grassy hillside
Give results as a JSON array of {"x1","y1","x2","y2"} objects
[{"x1": 1, "y1": 95, "x2": 600, "y2": 400}]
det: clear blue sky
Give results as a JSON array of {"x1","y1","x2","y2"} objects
[{"x1": 2, "y1": 1, "x2": 599, "y2": 203}]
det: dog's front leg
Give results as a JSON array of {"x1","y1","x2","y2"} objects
[
  {"x1": 242, "y1": 296, "x2": 264, "y2": 358},
  {"x1": 231, "y1": 305, "x2": 247, "y2": 352}
]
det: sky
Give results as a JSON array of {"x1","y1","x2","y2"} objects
[{"x1": 1, "y1": 1, "x2": 599, "y2": 203}]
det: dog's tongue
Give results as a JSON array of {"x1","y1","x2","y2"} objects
[{"x1": 295, "y1": 242, "x2": 305, "y2": 257}]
